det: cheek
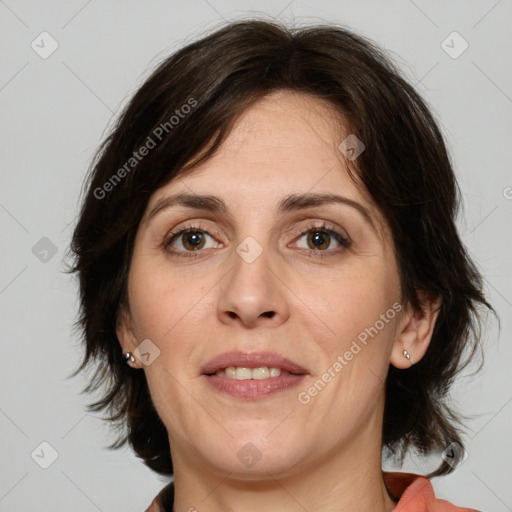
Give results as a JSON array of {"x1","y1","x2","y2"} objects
[
  {"x1": 300, "y1": 261, "x2": 399, "y2": 346},
  {"x1": 127, "y1": 254, "x2": 210, "y2": 341}
]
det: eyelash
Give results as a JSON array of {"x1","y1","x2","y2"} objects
[{"x1": 162, "y1": 221, "x2": 351, "y2": 259}]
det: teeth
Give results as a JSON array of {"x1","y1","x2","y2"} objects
[
  {"x1": 252, "y1": 367, "x2": 269, "y2": 379},
  {"x1": 214, "y1": 366, "x2": 289, "y2": 379},
  {"x1": 269, "y1": 367, "x2": 281, "y2": 378},
  {"x1": 236, "y1": 367, "x2": 252, "y2": 380}
]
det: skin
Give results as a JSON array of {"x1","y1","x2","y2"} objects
[{"x1": 117, "y1": 90, "x2": 440, "y2": 512}]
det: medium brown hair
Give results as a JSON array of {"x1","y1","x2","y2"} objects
[{"x1": 67, "y1": 18, "x2": 492, "y2": 477}]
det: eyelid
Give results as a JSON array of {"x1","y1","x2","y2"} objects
[
  {"x1": 161, "y1": 222, "x2": 221, "y2": 250},
  {"x1": 289, "y1": 220, "x2": 350, "y2": 242},
  {"x1": 288, "y1": 221, "x2": 351, "y2": 253}
]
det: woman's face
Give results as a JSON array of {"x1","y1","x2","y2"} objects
[{"x1": 118, "y1": 90, "x2": 410, "y2": 478}]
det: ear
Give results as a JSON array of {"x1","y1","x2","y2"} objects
[
  {"x1": 390, "y1": 292, "x2": 442, "y2": 369},
  {"x1": 116, "y1": 305, "x2": 142, "y2": 369}
]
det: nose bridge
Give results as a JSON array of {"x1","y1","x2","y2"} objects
[{"x1": 217, "y1": 232, "x2": 289, "y2": 327}]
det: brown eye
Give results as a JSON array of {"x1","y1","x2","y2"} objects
[
  {"x1": 163, "y1": 225, "x2": 222, "y2": 257},
  {"x1": 292, "y1": 223, "x2": 351, "y2": 257},
  {"x1": 307, "y1": 231, "x2": 331, "y2": 250},
  {"x1": 180, "y1": 231, "x2": 206, "y2": 251}
]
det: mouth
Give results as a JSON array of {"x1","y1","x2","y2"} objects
[
  {"x1": 208, "y1": 366, "x2": 295, "y2": 379},
  {"x1": 201, "y1": 351, "x2": 309, "y2": 400}
]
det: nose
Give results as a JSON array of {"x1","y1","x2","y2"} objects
[{"x1": 217, "y1": 245, "x2": 290, "y2": 329}]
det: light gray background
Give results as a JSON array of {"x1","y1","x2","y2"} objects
[{"x1": 0, "y1": 1, "x2": 511, "y2": 511}]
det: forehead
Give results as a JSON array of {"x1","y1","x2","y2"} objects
[
  {"x1": 158, "y1": 92, "x2": 352, "y2": 191},
  {"x1": 219, "y1": 90, "x2": 345, "y2": 155},
  {"x1": 145, "y1": 91, "x2": 385, "y2": 233}
]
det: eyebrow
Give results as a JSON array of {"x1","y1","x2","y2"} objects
[{"x1": 146, "y1": 192, "x2": 376, "y2": 229}]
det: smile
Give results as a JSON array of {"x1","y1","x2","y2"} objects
[{"x1": 212, "y1": 366, "x2": 290, "y2": 379}]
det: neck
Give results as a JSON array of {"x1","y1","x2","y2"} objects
[
  {"x1": 170, "y1": 405, "x2": 398, "y2": 512},
  {"x1": 173, "y1": 464, "x2": 397, "y2": 512}
]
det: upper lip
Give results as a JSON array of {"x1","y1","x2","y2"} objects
[{"x1": 201, "y1": 351, "x2": 309, "y2": 375}]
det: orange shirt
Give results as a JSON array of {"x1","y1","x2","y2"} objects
[
  {"x1": 145, "y1": 472, "x2": 480, "y2": 511},
  {"x1": 383, "y1": 472, "x2": 480, "y2": 512}
]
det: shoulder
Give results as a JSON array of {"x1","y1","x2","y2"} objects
[{"x1": 383, "y1": 471, "x2": 481, "y2": 512}]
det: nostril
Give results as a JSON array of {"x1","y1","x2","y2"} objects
[{"x1": 262, "y1": 311, "x2": 275, "y2": 318}]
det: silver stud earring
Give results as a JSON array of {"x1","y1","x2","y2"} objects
[
  {"x1": 402, "y1": 349, "x2": 411, "y2": 361},
  {"x1": 123, "y1": 352, "x2": 135, "y2": 365}
]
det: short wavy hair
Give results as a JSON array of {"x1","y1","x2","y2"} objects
[{"x1": 67, "y1": 18, "x2": 493, "y2": 478}]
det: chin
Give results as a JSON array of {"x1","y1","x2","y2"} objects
[{"x1": 199, "y1": 433, "x2": 307, "y2": 479}]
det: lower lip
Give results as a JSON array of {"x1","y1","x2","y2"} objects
[{"x1": 203, "y1": 374, "x2": 307, "y2": 400}]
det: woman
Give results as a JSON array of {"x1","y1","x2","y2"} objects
[{"x1": 68, "y1": 18, "x2": 491, "y2": 511}]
